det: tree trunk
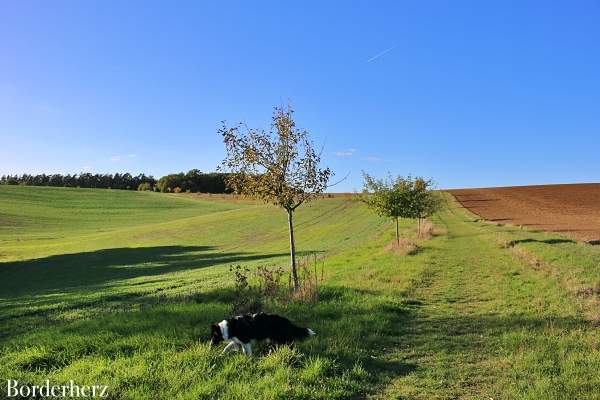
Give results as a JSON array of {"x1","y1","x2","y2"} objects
[
  {"x1": 418, "y1": 218, "x2": 421, "y2": 238},
  {"x1": 395, "y1": 217, "x2": 399, "y2": 246},
  {"x1": 287, "y1": 210, "x2": 300, "y2": 291}
]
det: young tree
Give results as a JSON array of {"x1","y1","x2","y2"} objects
[
  {"x1": 411, "y1": 177, "x2": 442, "y2": 236},
  {"x1": 220, "y1": 105, "x2": 332, "y2": 290},
  {"x1": 360, "y1": 173, "x2": 440, "y2": 244},
  {"x1": 361, "y1": 173, "x2": 412, "y2": 246}
]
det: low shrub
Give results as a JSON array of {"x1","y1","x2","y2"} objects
[
  {"x1": 230, "y1": 265, "x2": 263, "y2": 315},
  {"x1": 229, "y1": 254, "x2": 325, "y2": 314}
]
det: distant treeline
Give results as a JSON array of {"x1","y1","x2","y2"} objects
[
  {"x1": 0, "y1": 169, "x2": 232, "y2": 194},
  {"x1": 156, "y1": 170, "x2": 231, "y2": 193},
  {"x1": 0, "y1": 173, "x2": 156, "y2": 190}
]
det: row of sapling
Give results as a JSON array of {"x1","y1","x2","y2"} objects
[
  {"x1": 219, "y1": 105, "x2": 332, "y2": 291},
  {"x1": 360, "y1": 173, "x2": 441, "y2": 245}
]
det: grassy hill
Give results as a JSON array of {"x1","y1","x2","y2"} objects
[{"x1": 1, "y1": 186, "x2": 600, "y2": 399}]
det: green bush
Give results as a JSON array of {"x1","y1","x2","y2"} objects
[{"x1": 137, "y1": 182, "x2": 153, "y2": 191}]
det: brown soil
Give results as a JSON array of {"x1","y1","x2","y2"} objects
[{"x1": 448, "y1": 183, "x2": 600, "y2": 243}]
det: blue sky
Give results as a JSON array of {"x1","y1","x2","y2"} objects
[{"x1": 1, "y1": 1, "x2": 598, "y2": 190}]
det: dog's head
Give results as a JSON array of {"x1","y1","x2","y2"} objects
[{"x1": 210, "y1": 323, "x2": 224, "y2": 346}]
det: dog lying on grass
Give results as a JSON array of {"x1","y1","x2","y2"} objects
[{"x1": 210, "y1": 312, "x2": 316, "y2": 355}]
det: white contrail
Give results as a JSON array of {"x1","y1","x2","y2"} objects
[{"x1": 367, "y1": 44, "x2": 399, "y2": 63}]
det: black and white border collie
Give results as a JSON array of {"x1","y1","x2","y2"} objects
[{"x1": 210, "y1": 312, "x2": 316, "y2": 355}]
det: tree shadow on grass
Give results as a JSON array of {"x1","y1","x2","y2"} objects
[{"x1": 0, "y1": 246, "x2": 287, "y2": 298}]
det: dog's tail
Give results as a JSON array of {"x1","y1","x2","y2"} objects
[{"x1": 291, "y1": 325, "x2": 317, "y2": 341}]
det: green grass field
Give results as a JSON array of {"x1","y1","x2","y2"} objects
[{"x1": 1, "y1": 186, "x2": 600, "y2": 399}]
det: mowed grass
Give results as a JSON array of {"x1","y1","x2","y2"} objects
[{"x1": 1, "y1": 187, "x2": 600, "y2": 399}]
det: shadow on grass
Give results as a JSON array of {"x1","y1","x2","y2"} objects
[
  {"x1": 506, "y1": 238, "x2": 576, "y2": 247},
  {"x1": 2, "y1": 280, "x2": 591, "y2": 399},
  {"x1": 0, "y1": 284, "x2": 420, "y2": 391},
  {"x1": 399, "y1": 312, "x2": 588, "y2": 358},
  {"x1": 0, "y1": 246, "x2": 287, "y2": 298}
]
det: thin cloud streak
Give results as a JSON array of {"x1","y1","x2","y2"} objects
[
  {"x1": 367, "y1": 44, "x2": 398, "y2": 63},
  {"x1": 335, "y1": 148, "x2": 357, "y2": 157},
  {"x1": 109, "y1": 154, "x2": 136, "y2": 162}
]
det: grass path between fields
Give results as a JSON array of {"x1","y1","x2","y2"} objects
[{"x1": 370, "y1": 200, "x2": 600, "y2": 399}]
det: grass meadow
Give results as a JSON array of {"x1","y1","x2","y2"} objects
[{"x1": 1, "y1": 186, "x2": 600, "y2": 399}]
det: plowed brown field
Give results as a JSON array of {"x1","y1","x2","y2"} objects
[{"x1": 448, "y1": 183, "x2": 600, "y2": 243}]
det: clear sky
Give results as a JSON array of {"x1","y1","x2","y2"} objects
[{"x1": 1, "y1": 1, "x2": 599, "y2": 190}]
